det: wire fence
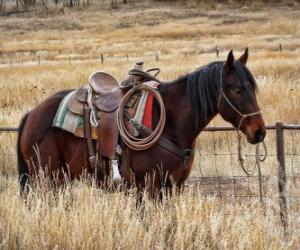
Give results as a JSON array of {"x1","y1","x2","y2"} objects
[
  {"x1": 0, "y1": 45, "x2": 288, "y2": 69},
  {"x1": 0, "y1": 122, "x2": 299, "y2": 234}
]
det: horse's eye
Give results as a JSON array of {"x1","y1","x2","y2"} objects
[{"x1": 234, "y1": 88, "x2": 242, "y2": 95}]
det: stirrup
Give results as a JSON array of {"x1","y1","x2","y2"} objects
[{"x1": 111, "y1": 159, "x2": 121, "y2": 181}]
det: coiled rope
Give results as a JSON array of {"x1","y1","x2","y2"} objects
[{"x1": 117, "y1": 84, "x2": 166, "y2": 150}]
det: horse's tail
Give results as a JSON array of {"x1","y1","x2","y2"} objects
[{"x1": 17, "y1": 113, "x2": 29, "y2": 193}]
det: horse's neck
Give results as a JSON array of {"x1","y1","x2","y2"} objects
[{"x1": 160, "y1": 75, "x2": 218, "y2": 149}]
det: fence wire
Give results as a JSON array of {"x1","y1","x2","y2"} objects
[
  {"x1": 0, "y1": 126, "x2": 299, "y2": 200},
  {"x1": 189, "y1": 128, "x2": 300, "y2": 203}
]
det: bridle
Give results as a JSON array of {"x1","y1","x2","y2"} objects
[
  {"x1": 217, "y1": 64, "x2": 262, "y2": 132},
  {"x1": 217, "y1": 63, "x2": 266, "y2": 177}
]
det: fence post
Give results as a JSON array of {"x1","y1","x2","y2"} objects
[
  {"x1": 276, "y1": 122, "x2": 288, "y2": 237},
  {"x1": 101, "y1": 53, "x2": 104, "y2": 64},
  {"x1": 215, "y1": 46, "x2": 219, "y2": 58},
  {"x1": 279, "y1": 44, "x2": 282, "y2": 54}
]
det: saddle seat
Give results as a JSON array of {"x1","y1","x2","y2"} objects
[
  {"x1": 89, "y1": 71, "x2": 121, "y2": 95},
  {"x1": 67, "y1": 72, "x2": 124, "y2": 115}
]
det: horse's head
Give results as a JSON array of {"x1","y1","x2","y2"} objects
[{"x1": 218, "y1": 49, "x2": 266, "y2": 144}]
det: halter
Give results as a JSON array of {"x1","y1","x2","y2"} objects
[
  {"x1": 217, "y1": 63, "x2": 266, "y2": 178},
  {"x1": 217, "y1": 64, "x2": 262, "y2": 132}
]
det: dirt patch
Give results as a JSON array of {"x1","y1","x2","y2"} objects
[{"x1": 186, "y1": 176, "x2": 275, "y2": 197}]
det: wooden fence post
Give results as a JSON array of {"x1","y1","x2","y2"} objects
[
  {"x1": 279, "y1": 44, "x2": 282, "y2": 54},
  {"x1": 276, "y1": 122, "x2": 288, "y2": 237},
  {"x1": 215, "y1": 46, "x2": 219, "y2": 58},
  {"x1": 101, "y1": 54, "x2": 104, "y2": 64}
]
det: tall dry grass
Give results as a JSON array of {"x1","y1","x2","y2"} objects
[
  {"x1": 1, "y1": 176, "x2": 299, "y2": 249},
  {"x1": 0, "y1": 3, "x2": 300, "y2": 249}
]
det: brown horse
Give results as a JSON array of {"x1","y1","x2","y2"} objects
[{"x1": 17, "y1": 49, "x2": 266, "y2": 199}]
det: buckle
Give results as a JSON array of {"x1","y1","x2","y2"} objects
[{"x1": 183, "y1": 149, "x2": 192, "y2": 168}]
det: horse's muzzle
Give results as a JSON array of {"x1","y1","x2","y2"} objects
[{"x1": 246, "y1": 127, "x2": 266, "y2": 144}]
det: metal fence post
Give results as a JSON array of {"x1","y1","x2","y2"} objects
[{"x1": 276, "y1": 122, "x2": 288, "y2": 236}]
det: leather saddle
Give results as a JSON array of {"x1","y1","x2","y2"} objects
[
  {"x1": 67, "y1": 72, "x2": 123, "y2": 115},
  {"x1": 67, "y1": 72, "x2": 124, "y2": 160},
  {"x1": 66, "y1": 68, "x2": 161, "y2": 162}
]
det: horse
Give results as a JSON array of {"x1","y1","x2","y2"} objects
[{"x1": 17, "y1": 49, "x2": 266, "y2": 199}]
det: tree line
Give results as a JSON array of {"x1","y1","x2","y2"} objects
[
  {"x1": 0, "y1": 0, "x2": 91, "y2": 10},
  {"x1": 1, "y1": 0, "x2": 298, "y2": 14}
]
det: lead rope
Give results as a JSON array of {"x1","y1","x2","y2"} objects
[
  {"x1": 256, "y1": 140, "x2": 267, "y2": 204},
  {"x1": 237, "y1": 131, "x2": 267, "y2": 176},
  {"x1": 218, "y1": 64, "x2": 268, "y2": 205}
]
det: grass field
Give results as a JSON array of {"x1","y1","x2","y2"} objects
[{"x1": 0, "y1": 1, "x2": 300, "y2": 249}]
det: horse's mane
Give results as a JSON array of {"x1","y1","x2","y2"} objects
[
  {"x1": 186, "y1": 61, "x2": 222, "y2": 127},
  {"x1": 186, "y1": 60, "x2": 257, "y2": 126},
  {"x1": 160, "y1": 60, "x2": 257, "y2": 129}
]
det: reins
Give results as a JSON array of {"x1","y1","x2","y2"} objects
[{"x1": 218, "y1": 64, "x2": 267, "y2": 176}]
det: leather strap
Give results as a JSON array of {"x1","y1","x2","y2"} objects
[
  {"x1": 84, "y1": 105, "x2": 96, "y2": 169},
  {"x1": 158, "y1": 136, "x2": 191, "y2": 161},
  {"x1": 138, "y1": 124, "x2": 191, "y2": 162},
  {"x1": 98, "y1": 110, "x2": 119, "y2": 159},
  {"x1": 129, "y1": 69, "x2": 162, "y2": 84}
]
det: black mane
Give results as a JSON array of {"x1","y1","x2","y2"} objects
[
  {"x1": 186, "y1": 62, "x2": 222, "y2": 127},
  {"x1": 159, "y1": 60, "x2": 257, "y2": 131},
  {"x1": 186, "y1": 61, "x2": 257, "y2": 128},
  {"x1": 234, "y1": 61, "x2": 258, "y2": 91}
]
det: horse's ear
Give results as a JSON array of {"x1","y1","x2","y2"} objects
[
  {"x1": 239, "y1": 47, "x2": 248, "y2": 65},
  {"x1": 225, "y1": 49, "x2": 234, "y2": 70}
]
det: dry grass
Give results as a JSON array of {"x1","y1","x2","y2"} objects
[
  {"x1": 1, "y1": 176, "x2": 299, "y2": 249},
  {"x1": 0, "y1": 2, "x2": 300, "y2": 249}
]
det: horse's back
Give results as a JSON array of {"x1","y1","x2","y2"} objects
[
  {"x1": 20, "y1": 90, "x2": 73, "y2": 173},
  {"x1": 23, "y1": 90, "x2": 72, "y2": 144}
]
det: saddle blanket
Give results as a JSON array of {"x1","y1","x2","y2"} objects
[
  {"x1": 52, "y1": 91, "x2": 85, "y2": 135},
  {"x1": 52, "y1": 82, "x2": 159, "y2": 139}
]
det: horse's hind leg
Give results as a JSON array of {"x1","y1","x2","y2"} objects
[{"x1": 21, "y1": 129, "x2": 67, "y2": 189}]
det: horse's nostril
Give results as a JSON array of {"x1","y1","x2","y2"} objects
[{"x1": 255, "y1": 129, "x2": 265, "y2": 142}]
